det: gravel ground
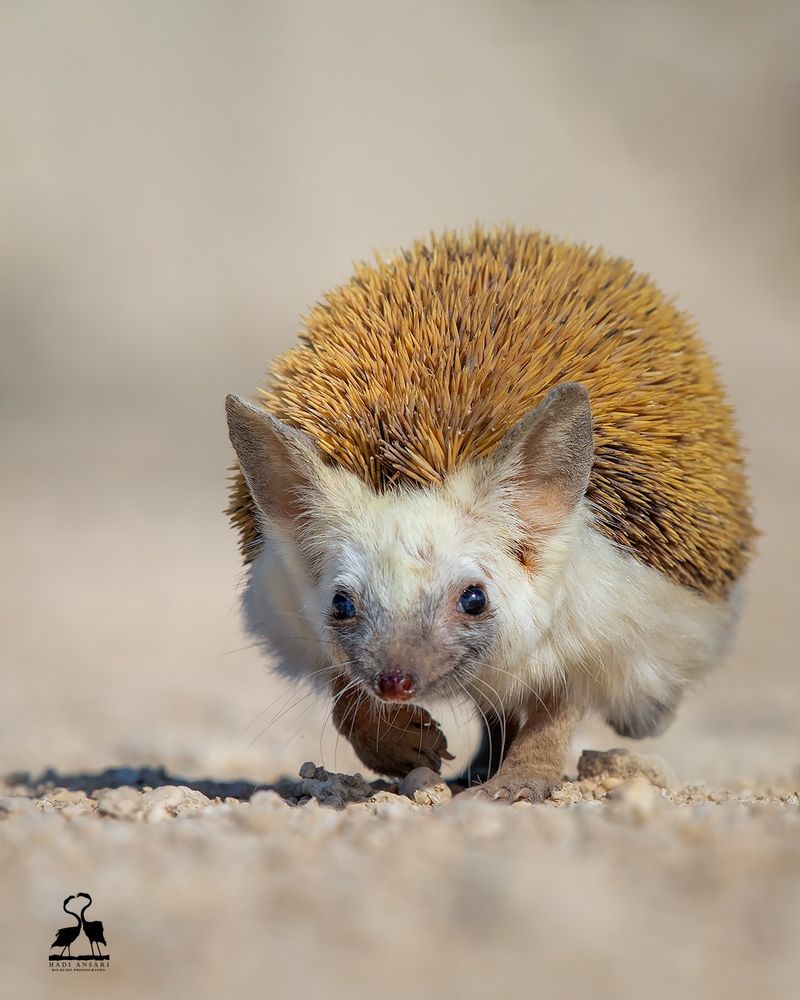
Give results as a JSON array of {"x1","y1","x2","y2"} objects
[{"x1": 3, "y1": 751, "x2": 800, "y2": 1000}]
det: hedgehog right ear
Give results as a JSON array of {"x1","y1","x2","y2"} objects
[
  {"x1": 225, "y1": 395, "x2": 325, "y2": 532},
  {"x1": 493, "y1": 382, "x2": 594, "y2": 533}
]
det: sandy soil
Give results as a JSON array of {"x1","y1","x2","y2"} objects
[
  {"x1": 3, "y1": 754, "x2": 800, "y2": 1000},
  {"x1": 1, "y1": 3, "x2": 799, "y2": 999}
]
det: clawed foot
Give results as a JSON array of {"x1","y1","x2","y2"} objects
[
  {"x1": 331, "y1": 673, "x2": 455, "y2": 778},
  {"x1": 458, "y1": 772, "x2": 556, "y2": 804},
  {"x1": 341, "y1": 699, "x2": 454, "y2": 778}
]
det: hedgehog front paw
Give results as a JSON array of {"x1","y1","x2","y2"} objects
[
  {"x1": 347, "y1": 702, "x2": 454, "y2": 778},
  {"x1": 458, "y1": 771, "x2": 556, "y2": 804}
]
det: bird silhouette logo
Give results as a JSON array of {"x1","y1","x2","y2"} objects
[{"x1": 48, "y1": 892, "x2": 109, "y2": 967}]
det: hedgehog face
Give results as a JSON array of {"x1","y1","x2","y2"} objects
[
  {"x1": 226, "y1": 383, "x2": 595, "y2": 704},
  {"x1": 314, "y1": 478, "x2": 511, "y2": 702}
]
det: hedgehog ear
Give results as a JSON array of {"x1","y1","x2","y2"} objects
[
  {"x1": 494, "y1": 382, "x2": 594, "y2": 532},
  {"x1": 225, "y1": 395, "x2": 325, "y2": 532}
]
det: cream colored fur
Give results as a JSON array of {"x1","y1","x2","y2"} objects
[{"x1": 242, "y1": 457, "x2": 737, "y2": 734}]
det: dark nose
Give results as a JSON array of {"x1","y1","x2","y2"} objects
[{"x1": 374, "y1": 670, "x2": 418, "y2": 701}]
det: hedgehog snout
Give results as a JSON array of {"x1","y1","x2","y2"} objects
[{"x1": 373, "y1": 670, "x2": 418, "y2": 702}]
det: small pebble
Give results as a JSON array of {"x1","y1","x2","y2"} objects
[
  {"x1": 249, "y1": 789, "x2": 289, "y2": 811},
  {"x1": 549, "y1": 781, "x2": 583, "y2": 806},
  {"x1": 0, "y1": 795, "x2": 41, "y2": 818},
  {"x1": 607, "y1": 777, "x2": 660, "y2": 822},
  {"x1": 141, "y1": 786, "x2": 210, "y2": 822},
  {"x1": 94, "y1": 786, "x2": 143, "y2": 820},
  {"x1": 399, "y1": 767, "x2": 452, "y2": 805},
  {"x1": 369, "y1": 791, "x2": 415, "y2": 817},
  {"x1": 578, "y1": 748, "x2": 678, "y2": 791}
]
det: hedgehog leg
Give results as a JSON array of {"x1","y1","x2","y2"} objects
[
  {"x1": 330, "y1": 674, "x2": 453, "y2": 778},
  {"x1": 459, "y1": 697, "x2": 580, "y2": 803},
  {"x1": 606, "y1": 693, "x2": 680, "y2": 740}
]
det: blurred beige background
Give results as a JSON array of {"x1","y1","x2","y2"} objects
[
  {"x1": 2, "y1": 0, "x2": 798, "y2": 784},
  {"x1": 1, "y1": 3, "x2": 799, "y2": 995}
]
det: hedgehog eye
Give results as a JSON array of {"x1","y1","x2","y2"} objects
[
  {"x1": 458, "y1": 586, "x2": 487, "y2": 616},
  {"x1": 331, "y1": 591, "x2": 357, "y2": 620}
]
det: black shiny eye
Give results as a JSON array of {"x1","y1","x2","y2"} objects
[
  {"x1": 458, "y1": 586, "x2": 487, "y2": 616},
  {"x1": 331, "y1": 591, "x2": 357, "y2": 620}
]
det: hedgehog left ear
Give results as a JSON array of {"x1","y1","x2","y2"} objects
[
  {"x1": 225, "y1": 394, "x2": 326, "y2": 534},
  {"x1": 494, "y1": 382, "x2": 594, "y2": 532}
]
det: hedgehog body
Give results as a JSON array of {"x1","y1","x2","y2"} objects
[
  {"x1": 225, "y1": 227, "x2": 755, "y2": 792},
  {"x1": 230, "y1": 227, "x2": 753, "y2": 598}
]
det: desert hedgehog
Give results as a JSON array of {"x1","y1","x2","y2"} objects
[{"x1": 225, "y1": 226, "x2": 754, "y2": 800}]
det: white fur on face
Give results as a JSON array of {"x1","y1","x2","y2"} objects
[
  {"x1": 318, "y1": 465, "x2": 552, "y2": 622},
  {"x1": 242, "y1": 458, "x2": 738, "y2": 732}
]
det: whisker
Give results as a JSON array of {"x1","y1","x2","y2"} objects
[
  {"x1": 485, "y1": 666, "x2": 554, "y2": 723},
  {"x1": 222, "y1": 641, "x2": 270, "y2": 656},
  {"x1": 348, "y1": 689, "x2": 366, "y2": 752},
  {"x1": 452, "y1": 675, "x2": 492, "y2": 787},
  {"x1": 246, "y1": 687, "x2": 320, "y2": 750},
  {"x1": 244, "y1": 662, "x2": 361, "y2": 749},
  {"x1": 222, "y1": 634, "x2": 339, "y2": 656},
  {"x1": 468, "y1": 673, "x2": 508, "y2": 767},
  {"x1": 275, "y1": 694, "x2": 325, "y2": 757},
  {"x1": 438, "y1": 676, "x2": 472, "y2": 781},
  {"x1": 319, "y1": 676, "x2": 362, "y2": 769},
  {"x1": 333, "y1": 684, "x2": 365, "y2": 771},
  {"x1": 244, "y1": 664, "x2": 341, "y2": 732}
]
